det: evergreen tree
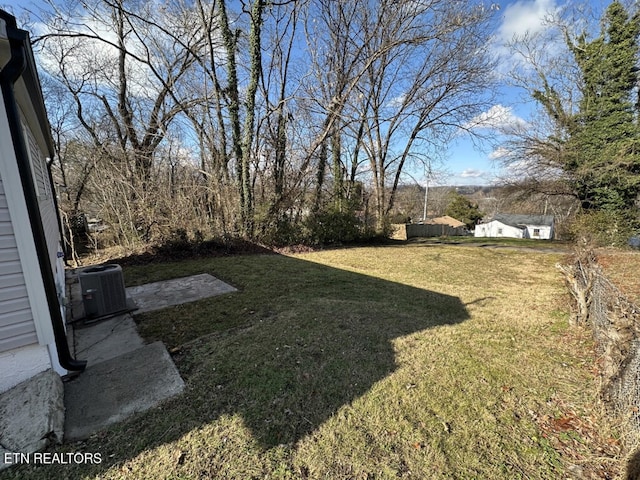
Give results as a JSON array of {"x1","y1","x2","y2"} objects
[
  {"x1": 528, "y1": 1, "x2": 640, "y2": 217},
  {"x1": 563, "y1": 1, "x2": 640, "y2": 213},
  {"x1": 444, "y1": 192, "x2": 483, "y2": 229}
]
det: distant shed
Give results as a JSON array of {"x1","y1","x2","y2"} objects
[{"x1": 395, "y1": 216, "x2": 468, "y2": 239}]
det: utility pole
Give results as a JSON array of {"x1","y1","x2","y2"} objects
[{"x1": 422, "y1": 164, "x2": 431, "y2": 221}]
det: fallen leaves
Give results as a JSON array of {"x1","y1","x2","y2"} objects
[{"x1": 533, "y1": 398, "x2": 621, "y2": 479}]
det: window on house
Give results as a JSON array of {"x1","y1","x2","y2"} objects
[
  {"x1": 533, "y1": 228, "x2": 540, "y2": 237},
  {"x1": 497, "y1": 228, "x2": 503, "y2": 235}
]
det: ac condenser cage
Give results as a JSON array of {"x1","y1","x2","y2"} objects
[{"x1": 78, "y1": 264, "x2": 128, "y2": 319}]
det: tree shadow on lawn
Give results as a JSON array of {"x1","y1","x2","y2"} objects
[
  {"x1": 182, "y1": 259, "x2": 470, "y2": 448},
  {"x1": 12, "y1": 254, "x2": 470, "y2": 478}
]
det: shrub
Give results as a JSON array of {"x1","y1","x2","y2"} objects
[
  {"x1": 304, "y1": 208, "x2": 369, "y2": 245},
  {"x1": 568, "y1": 209, "x2": 638, "y2": 247},
  {"x1": 256, "y1": 216, "x2": 305, "y2": 247}
]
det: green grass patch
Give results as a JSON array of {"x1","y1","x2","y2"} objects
[{"x1": 1, "y1": 244, "x2": 618, "y2": 479}]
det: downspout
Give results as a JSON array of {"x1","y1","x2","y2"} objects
[
  {"x1": 0, "y1": 13, "x2": 85, "y2": 371},
  {"x1": 46, "y1": 160, "x2": 71, "y2": 263}
]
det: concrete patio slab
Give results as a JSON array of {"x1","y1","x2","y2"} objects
[
  {"x1": 126, "y1": 273, "x2": 237, "y2": 314},
  {"x1": 64, "y1": 342, "x2": 185, "y2": 441}
]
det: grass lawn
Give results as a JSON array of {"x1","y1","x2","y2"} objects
[{"x1": 1, "y1": 244, "x2": 620, "y2": 479}]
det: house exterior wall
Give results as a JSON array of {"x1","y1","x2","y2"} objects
[
  {"x1": 20, "y1": 111, "x2": 66, "y2": 313},
  {"x1": 23, "y1": 116, "x2": 56, "y2": 256},
  {"x1": 0, "y1": 15, "x2": 70, "y2": 468},
  {"x1": 0, "y1": 100, "x2": 39, "y2": 359},
  {"x1": 523, "y1": 225, "x2": 553, "y2": 240},
  {"x1": 474, "y1": 221, "x2": 524, "y2": 238},
  {"x1": 0, "y1": 38, "x2": 63, "y2": 391}
]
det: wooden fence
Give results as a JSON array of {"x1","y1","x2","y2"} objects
[{"x1": 391, "y1": 224, "x2": 467, "y2": 240}]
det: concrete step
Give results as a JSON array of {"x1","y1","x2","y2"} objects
[{"x1": 63, "y1": 341, "x2": 184, "y2": 442}]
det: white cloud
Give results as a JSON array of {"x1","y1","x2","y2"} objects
[
  {"x1": 34, "y1": 5, "x2": 210, "y2": 99},
  {"x1": 497, "y1": 0, "x2": 558, "y2": 44},
  {"x1": 492, "y1": 0, "x2": 562, "y2": 74},
  {"x1": 36, "y1": 16, "x2": 160, "y2": 97},
  {"x1": 488, "y1": 146, "x2": 511, "y2": 160},
  {"x1": 460, "y1": 169, "x2": 486, "y2": 178},
  {"x1": 467, "y1": 104, "x2": 527, "y2": 132},
  {"x1": 445, "y1": 169, "x2": 499, "y2": 186},
  {"x1": 386, "y1": 93, "x2": 407, "y2": 108},
  {"x1": 504, "y1": 158, "x2": 533, "y2": 173}
]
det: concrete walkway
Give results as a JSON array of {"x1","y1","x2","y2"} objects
[
  {"x1": 126, "y1": 273, "x2": 237, "y2": 314},
  {"x1": 64, "y1": 269, "x2": 237, "y2": 441}
]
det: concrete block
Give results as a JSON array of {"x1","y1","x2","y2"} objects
[{"x1": 0, "y1": 369, "x2": 64, "y2": 470}]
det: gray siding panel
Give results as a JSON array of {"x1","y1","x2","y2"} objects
[
  {"x1": 0, "y1": 222, "x2": 13, "y2": 236},
  {"x1": 0, "y1": 310, "x2": 35, "y2": 329},
  {"x1": 0, "y1": 331, "x2": 38, "y2": 351},
  {"x1": 0, "y1": 284, "x2": 28, "y2": 303},
  {"x1": 0, "y1": 235, "x2": 17, "y2": 249},
  {"x1": 0, "y1": 273, "x2": 25, "y2": 289},
  {"x1": 0, "y1": 259, "x2": 22, "y2": 275},
  {"x1": 23, "y1": 119, "x2": 59, "y2": 272},
  {"x1": 41, "y1": 196, "x2": 59, "y2": 267},
  {"x1": 0, "y1": 248, "x2": 19, "y2": 263},
  {"x1": 0, "y1": 297, "x2": 31, "y2": 315},
  {"x1": 0, "y1": 174, "x2": 37, "y2": 353}
]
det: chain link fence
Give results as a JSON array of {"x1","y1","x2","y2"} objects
[{"x1": 559, "y1": 249, "x2": 640, "y2": 444}]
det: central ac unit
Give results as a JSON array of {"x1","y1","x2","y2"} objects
[{"x1": 78, "y1": 264, "x2": 127, "y2": 318}]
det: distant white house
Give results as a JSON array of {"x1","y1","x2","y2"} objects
[{"x1": 474, "y1": 214, "x2": 554, "y2": 240}]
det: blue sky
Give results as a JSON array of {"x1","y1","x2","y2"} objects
[
  {"x1": 444, "y1": 0, "x2": 611, "y2": 187},
  {"x1": 445, "y1": 0, "x2": 562, "y2": 187},
  {"x1": 0, "y1": 0, "x2": 611, "y2": 186}
]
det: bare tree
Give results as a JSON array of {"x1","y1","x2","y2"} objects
[
  {"x1": 303, "y1": 0, "x2": 497, "y2": 227},
  {"x1": 35, "y1": 0, "x2": 202, "y2": 242},
  {"x1": 31, "y1": 0, "x2": 501, "y2": 248}
]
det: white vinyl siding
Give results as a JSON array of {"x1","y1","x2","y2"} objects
[
  {"x1": 24, "y1": 120, "x2": 51, "y2": 200},
  {"x1": 22, "y1": 118, "x2": 59, "y2": 275},
  {"x1": 474, "y1": 221, "x2": 524, "y2": 239},
  {"x1": 0, "y1": 175, "x2": 37, "y2": 353},
  {"x1": 523, "y1": 225, "x2": 553, "y2": 240}
]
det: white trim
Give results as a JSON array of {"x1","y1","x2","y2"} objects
[{"x1": 47, "y1": 342, "x2": 65, "y2": 376}]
